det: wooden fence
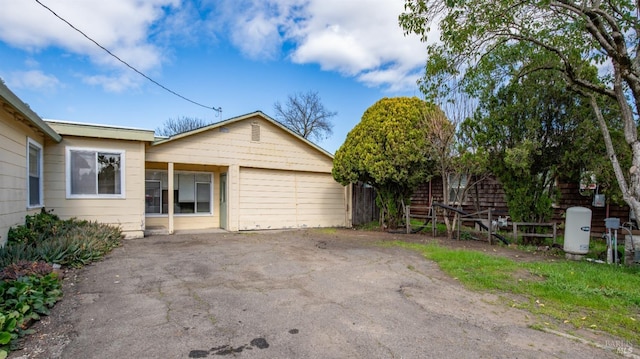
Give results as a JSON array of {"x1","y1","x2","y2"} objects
[{"x1": 351, "y1": 183, "x2": 379, "y2": 226}]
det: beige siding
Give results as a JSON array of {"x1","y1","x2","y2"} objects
[
  {"x1": 146, "y1": 215, "x2": 218, "y2": 231},
  {"x1": 146, "y1": 116, "x2": 333, "y2": 173},
  {"x1": 295, "y1": 172, "x2": 347, "y2": 226},
  {"x1": 238, "y1": 168, "x2": 346, "y2": 230},
  {"x1": 44, "y1": 136, "x2": 146, "y2": 238},
  {"x1": 0, "y1": 112, "x2": 45, "y2": 244},
  {"x1": 145, "y1": 115, "x2": 346, "y2": 232}
]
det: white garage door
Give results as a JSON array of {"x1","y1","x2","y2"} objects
[{"x1": 239, "y1": 168, "x2": 346, "y2": 230}]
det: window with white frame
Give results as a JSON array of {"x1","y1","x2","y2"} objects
[
  {"x1": 67, "y1": 148, "x2": 124, "y2": 198},
  {"x1": 27, "y1": 138, "x2": 43, "y2": 207},
  {"x1": 145, "y1": 170, "x2": 212, "y2": 215},
  {"x1": 448, "y1": 173, "x2": 468, "y2": 204}
]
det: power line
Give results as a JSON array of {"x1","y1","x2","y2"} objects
[{"x1": 34, "y1": 0, "x2": 222, "y2": 113}]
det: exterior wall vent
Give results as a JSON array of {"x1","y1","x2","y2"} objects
[{"x1": 251, "y1": 122, "x2": 260, "y2": 142}]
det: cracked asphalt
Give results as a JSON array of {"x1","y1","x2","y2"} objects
[{"x1": 10, "y1": 229, "x2": 627, "y2": 358}]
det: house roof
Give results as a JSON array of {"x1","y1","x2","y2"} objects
[
  {"x1": 45, "y1": 119, "x2": 156, "y2": 142},
  {"x1": 0, "y1": 80, "x2": 62, "y2": 142},
  {"x1": 151, "y1": 111, "x2": 334, "y2": 159}
]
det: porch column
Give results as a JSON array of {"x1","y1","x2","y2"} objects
[
  {"x1": 228, "y1": 164, "x2": 240, "y2": 231},
  {"x1": 168, "y1": 162, "x2": 174, "y2": 234}
]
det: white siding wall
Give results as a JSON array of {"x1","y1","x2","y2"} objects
[
  {"x1": 44, "y1": 136, "x2": 146, "y2": 238},
  {"x1": 0, "y1": 111, "x2": 45, "y2": 245}
]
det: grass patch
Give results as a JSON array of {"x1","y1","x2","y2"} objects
[
  {"x1": 314, "y1": 227, "x2": 338, "y2": 235},
  {"x1": 408, "y1": 220, "x2": 448, "y2": 236},
  {"x1": 387, "y1": 241, "x2": 640, "y2": 344},
  {"x1": 355, "y1": 221, "x2": 382, "y2": 231}
]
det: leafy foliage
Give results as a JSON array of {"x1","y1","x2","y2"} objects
[
  {"x1": 399, "y1": 0, "x2": 640, "y2": 224},
  {"x1": 273, "y1": 90, "x2": 336, "y2": 142},
  {"x1": 7, "y1": 209, "x2": 65, "y2": 246},
  {"x1": 462, "y1": 67, "x2": 603, "y2": 222},
  {"x1": 333, "y1": 97, "x2": 448, "y2": 228},
  {"x1": 2, "y1": 212, "x2": 122, "y2": 268},
  {"x1": 0, "y1": 212, "x2": 122, "y2": 356},
  {"x1": 0, "y1": 273, "x2": 62, "y2": 357}
]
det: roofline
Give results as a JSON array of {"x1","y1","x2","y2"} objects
[
  {"x1": 152, "y1": 111, "x2": 334, "y2": 159},
  {"x1": 0, "y1": 80, "x2": 62, "y2": 142},
  {"x1": 45, "y1": 118, "x2": 153, "y2": 132},
  {"x1": 45, "y1": 119, "x2": 156, "y2": 142}
]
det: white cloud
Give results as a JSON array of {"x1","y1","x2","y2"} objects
[
  {"x1": 209, "y1": 0, "x2": 427, "y2": 91},
  {"x1": 358, "y1": 66, "x2": 423, "y2": 93},
  {"x1": 83, "y1": 73, "x2": 140, "y2": 93},
  {"x1": 0, "y1": 0, "x2": 179, "y2": 92},
  {"x1": 6, "y1": 70, "x2": 61, "y2": 91},
  {"x1": 0, "y1": 0, "x2": 429, "y2": 93},
  {"x1": 287, "y1": 0, "x2": 427, "y2": 90}
]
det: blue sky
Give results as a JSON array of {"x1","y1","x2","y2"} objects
[{"x1": 0, "y1": 0, "x2": 428, "y2": 153}]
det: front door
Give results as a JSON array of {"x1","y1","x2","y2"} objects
[{"x1": 219, "y1": 173, "x2": 227, "y2": 229}]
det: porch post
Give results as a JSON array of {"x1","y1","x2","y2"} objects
[
  {"x1": 168, "y1": 162, "x2": 174, "y2": 234},
  {"x1": 228, "y1": 164, "x2": 240, "y2": 231}
]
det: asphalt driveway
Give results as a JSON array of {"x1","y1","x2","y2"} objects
[{"x1": 11, "y1": 229, "x2": 626, "y2": 358}]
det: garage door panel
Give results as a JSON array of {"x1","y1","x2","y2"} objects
[{"x1": 239, "y1": 168, "x2": 345, "y2": 230}]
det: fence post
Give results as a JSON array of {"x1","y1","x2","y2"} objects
[
  {"x1": 488, "y1": 208, "x2": 493, "y2": 245},
  {"x1": 432, "y1": 206, "x2": 436, "y2": 237},
  {"x1": 406, "y1": 205, "x2": 410, "y2": 234}
]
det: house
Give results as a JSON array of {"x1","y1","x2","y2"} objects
[
  {"x1": 144, "y1": 113, "x2": 349, "y2": 233},
  {"x1": 0, "y1": 81, "x2": 351, "y2": 245},
  {"x1": 0, "y1": 81, "x2": 61, "y2": 244},
  {"x1": 43, "y1": 120, "x2": 155, "y2": 239}
]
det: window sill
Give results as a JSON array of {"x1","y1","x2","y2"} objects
[
  {"x1": 66, "y1": 195, "x2": 126, "y2": 199},
  {"x1": 145, "y1": 213, "x2": 213, "y2": 217}
]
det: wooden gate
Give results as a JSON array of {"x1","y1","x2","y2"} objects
[{"x1": 351, "y1": 182, "x2": 379, "y2": 226}]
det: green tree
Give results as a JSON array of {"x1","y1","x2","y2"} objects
[
  {"x1": 332, "y1": 97, "x2": 448, "y2": 229},
  {"x1": 400, "y1": 0, "x2": 640, "y2": 224},
  {"x1": 273, "y1": 90, "x2": 336, "y2": 142}
]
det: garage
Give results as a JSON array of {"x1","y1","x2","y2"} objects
[{"x1": 239, "y1": 167, "x2": 346, "y2": 230}]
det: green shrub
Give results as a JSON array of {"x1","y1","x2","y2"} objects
[
  {"x1": 0, "y1": 244, "x2": 38, "y2": 269},
  {"x1": 1, "y1": 217, "x2": 122, "y2": 269},
  {"x1": 0, "y1": 273, "x2": 62, "y2": 356},
  {"x1": 0, "y1": 213, "x2": 121, "y2": 357},
  {"x1": 7, "y1": 209, "x2": 62, "y2": 246}
]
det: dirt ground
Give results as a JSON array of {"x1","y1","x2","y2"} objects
[{"x1": 8, "y1": 228, "x2": 635, "y2": 358}]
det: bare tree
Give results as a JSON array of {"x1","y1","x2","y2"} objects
[
  {"x1": 429, "y1": 91, "x2": 489, "y2": 239},
  {"x1": 155, "y1": 116, "x2": 211, "y2": 137},
  {"x1": 273, "y1": 90, "x2": 336, "y2": 142}
]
